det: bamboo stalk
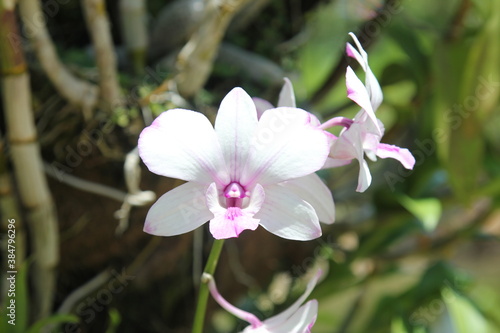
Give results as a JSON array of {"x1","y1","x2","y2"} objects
[
  {"x1": 18, "y1": 0, "x2": 99, "y2": 112},
  {"x1": 119, "y1": 0, "x2": 148, "y2": 74},
  {"x1": 0, "y1": 135, "x2": 26, "y2": 298},
  {"x1": 81, "y1": 0, "x2": 123, "y2": 110},
  {"x1": 174, "y1": 0, "x2": 252, "y2": 97},
  {"x1": 0, "y1": 0, "x2": 59, "y2": 320}
]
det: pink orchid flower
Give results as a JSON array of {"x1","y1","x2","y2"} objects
[
  {"x1": 138, "y1": 87, "x2": 331, "y2": 240},
  {"x1": 203, "y1": 270, "x2": 321, "y2": 333},
  {"x1": 325, "y1": 32, "x2": 415, "y2": 192}
]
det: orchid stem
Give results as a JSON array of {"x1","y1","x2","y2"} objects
[{"x1": 192, "y1": 238, "x2": 225, "y2": 333}]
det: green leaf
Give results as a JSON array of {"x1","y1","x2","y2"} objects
[
  {"x1": 295, "y1": 1, "x2": 363, "y2": 100},
  {"x1": 26, "y1": 314, "x2": 79, "y2": 333},
  {"x1": 105, "y1": 308, "x2": 122, "y2": 333},
  {"x1": 391, "y1": 317, "x2": 409, "y2": 333},
  {"x1": 460, "y1": 0, "x2": 500, "y2": 122},
  {"x1": 444, "y1": 287, "x2": 490, "y2": 333},
  {"x1": 397, "y1": 195, "x2": 442, "y2": 232}
]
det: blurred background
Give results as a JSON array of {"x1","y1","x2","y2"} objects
[{"x1": 1, "y1": 0, "x2": 499, "y2": 332}]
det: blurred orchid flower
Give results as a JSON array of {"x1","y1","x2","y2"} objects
[
  {"x1": 203, "y1": 270, "x2": 321, "y2": 333},
  {"x1": 259, "y1": 34, "x2": 415, "y2": 193},
  {"x1": 253, "y1": 78, "x2": 336, "y2": 225},
  {"x1": 325, "y1": 32, "x2": 415, "y2": 192},
  {"x1": 139, "y1": 87, "x2": 330, "y2": 240}
]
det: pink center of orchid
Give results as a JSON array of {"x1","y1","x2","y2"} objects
[
  {"x1": 224, "y1": 182, "x2": 246, "y2": 198},
  {"x1": 223, "y1": 182, "x2": 250, "y2": 208}
]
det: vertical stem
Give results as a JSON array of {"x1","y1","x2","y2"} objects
[
  {"x1": 192, "y1": 239, "x2": 225, "y2": 333},
  {"x1": 1, "y1": 0, "x2": 59, "y2": 320},
  {"x1": 81, "y1": 0, "x2": 123, "y2": 111},
  {"x1": 174, "y1": 0, "x2": 251, "y2": 97},
  {"x1": 119, "y1": 0, "x2": 148, "y2": 75}
]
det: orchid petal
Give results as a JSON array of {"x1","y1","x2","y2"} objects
[
  {"x1": 264, "y1": 300, "x2": 318, "y2": 333},
  {"x1": 323, "y1": 157, "x2": 353, "y2": 168},
  {"x1": 277, "y1": 77, "x2": 296, "y2": 107},
  {"x1": 243, "y1": 184, "x2": 266, "y2": 215},
  {"x1": 346, "y1": 42, "x2": 366, "y2": 70},
  {"x1": 363, "y1": 132, "x2": 382, "y2": 156},
  {"x1": 347, "y1": 32, "x2": 369, "y2": 66},
  {"x1": 366, "y1": 69, "x2": 383, "y2": 110},
  {"x1": 376, "y1": 143, "x2": 416, "y2": 169},
  {"x1": 281, "y1": 174, "x2": 335, "y2": 224},
  {"x1": 356, "y1": 158, "x2": 372, "y2": 192},
  {"x1": 307, "y1": 111, "x2": 323, "y2": 127},
  {"x1": 346, "y1": 67, "x2": 380, "y2": 134},
  {"x1": 347, "y1": 32, "x2": 383, "y2": 110},
  {"x1": 264, "y1": 270, "x2": 322, "y2": 328},
  {"x1": 253, "y1": 97, "x2": 274, "y2": 119},
  {"x1": 329, "y1": 132, "x2": 358, "y2": 161},
  {"x1": 242, "y1": 107, "x2": 329, "y2": 187},
  {"x1": 206, "y1": 183, "x2": 262, "y2": 239},
  {"x1": 256, "y1": 185, "x2": 321, "y2": 241},
  {"x1": 144, "y1": 182, "x2": 211, "y2": 236},
  {"x1": 215, "y1": 87, "x2": 259, "y2": 180},
  {"x1": 138, "y1": 109, "x2": 229, "y2": 185}
]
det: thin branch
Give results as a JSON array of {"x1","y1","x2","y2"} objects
[
  {"x1": 335, "y1": 287, "x2": 367, "y2": 333},
  {"x1": 380, "y1": 199, "x2": 494, "y2": 261},
  {"x1": 445, "y1": 0, "x2": 472, "y2": 41},
  {"x1": 114, "y1": 147, "x2": 156, "y2": 235},
  {"x1": 57, "y1": 236, "x2": 161, "y2": 315},
  {"x1": 19, "y1": 0, "x2": 99, "y2": 112},
  {"x1": 56, "y1": 270, "x2": 112, "y2": 315},
  {"x1": 44, "y1": 162, "x2": 128, "y2": 202},
  {"x1": 173, "y1": 0, "x2": 252, "y2": 97},
  {"x1": 81, "y1": 0, "x2": 123, "y2": 110}
]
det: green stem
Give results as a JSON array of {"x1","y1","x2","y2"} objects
[{"x1": 192, "y1": 239, "x2": 225, "y2": 333}]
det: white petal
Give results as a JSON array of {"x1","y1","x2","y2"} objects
[
  {"x1": 323, "y1": 157, "x2": 352, "y2": 169},
  {"x1": 348, "y1": 32, "x2": 369, "y2": 66},
  {"x1": 264, "y1": 270, "x2": 321, "y2": 328},
  {"x1": 253, "y1": 97, "x2": 274, "y2": 119},
  {"x1": 265, "y1": 300, "x2": 318, "y2": 333},
  {"x1": 329, "y1": 130, "x2": 359, "y2": 161},
  {"x1": 242, "y1": 107, "x2": 329, "y2": 187},
  {"x1": 215, "y1": 87, "x2": 259, "y2": 181},
  {"x1": 138, "y1": 109, "x2": 229, "y2": 185},
  {"x1": 277, "y1": 77, "x2": 296, "y2": 107},
  {"x1": 356, "y1": 158, "x2": 372, "y2": 193},
  {"x1": 346, "y1": 67, "x2": 380, "y2": 134},
  {"x1": 376, "y1": 143, "x2": 416, "y2": 169},
  {"x1": 144, "y1": 182, "x2": 211, "y2": 236},
  {"x1": 346, "y1": 42, "x2": 366, "y2": 71},
  {"x1": 366, "y1": 68, "x2": 383, "y2": 110},
  {"x1": 205, "y1": 182, "x2": 225, "y2": 215},
  {"x1": 243, "y1": 184, "x2": 266, "y2": 215},
  {"x1": 255, "y1": 185, "x2": 321, "y2": 241},
  {"x1": 347, "y1": 33, "x2": 383, "y2": 110},
  {"x1": 281, "y1": 174, "x2": 335, "y2": 224}
]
